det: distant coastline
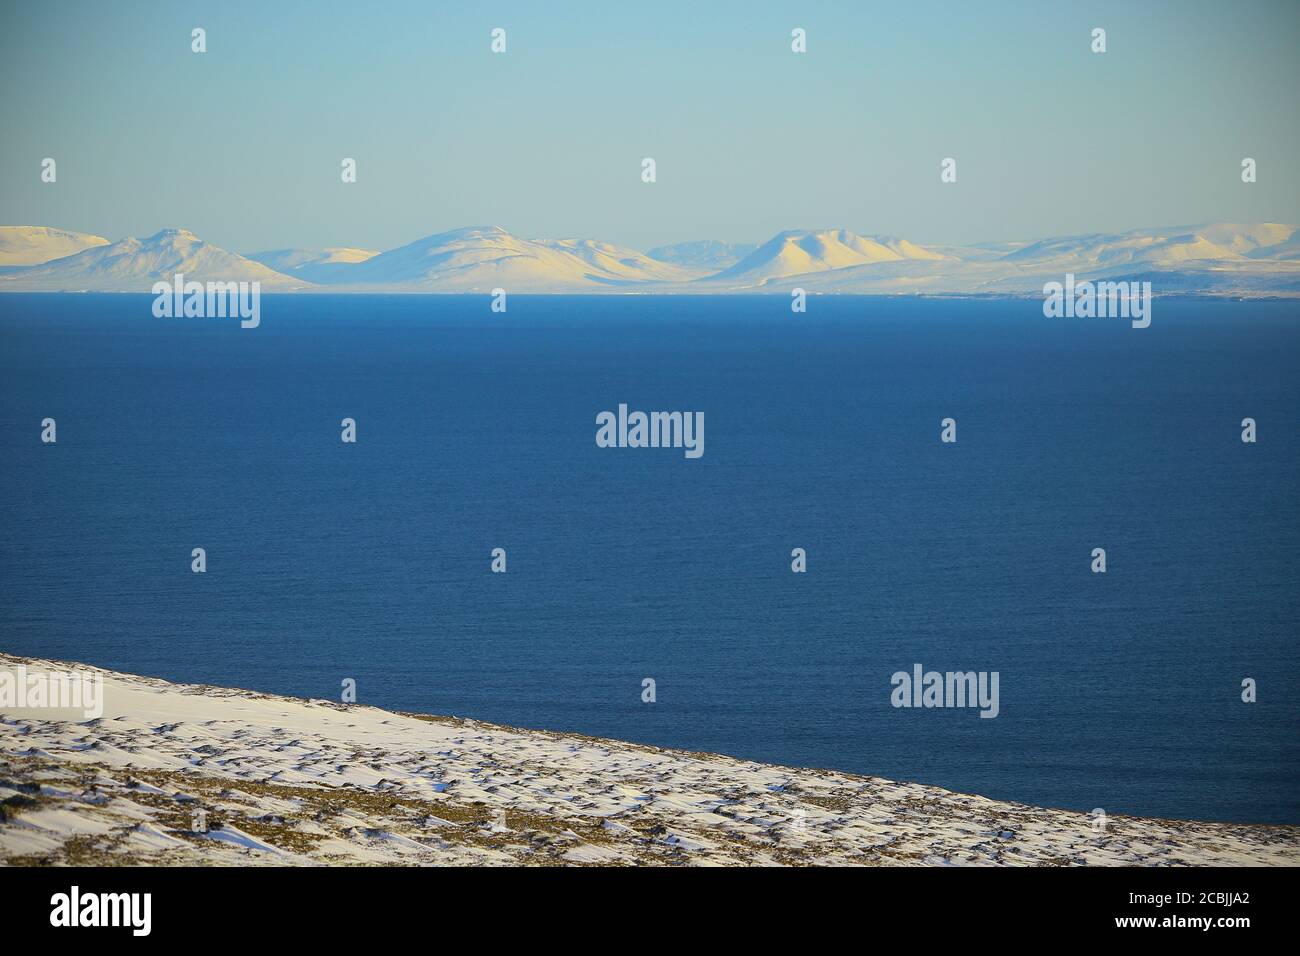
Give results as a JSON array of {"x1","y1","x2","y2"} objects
[{"x1": 2, "y1": 223, "x2": 1298, "y2": 296}]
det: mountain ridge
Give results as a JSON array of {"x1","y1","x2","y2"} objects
[{"x1": 1, "y1": 222, "x2": 1296, "y2": 295}]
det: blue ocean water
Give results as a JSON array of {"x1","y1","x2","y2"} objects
[{"x1": 1, "y1": 293, "x2": 1296, "y2": 824}]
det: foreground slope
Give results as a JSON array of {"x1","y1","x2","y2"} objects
[{"x1": 2, "y1": 654, "x2": 1295, "y2": 867}]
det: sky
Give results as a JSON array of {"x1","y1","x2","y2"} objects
[{"x1": 1, "y1": 0, "x2": 1298, "y2": 254}]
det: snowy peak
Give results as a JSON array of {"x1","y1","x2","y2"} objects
[
  {"x1": 538, "y1": 238, "x2": 707, "y2": 282},
  {"x1": 1004, "y1": 232, "x2": 1241, "y2": 267},
  {"x1": 1177, "y1": 222, "x2": 1296, "y2": 256},
  {"x1": 348, "y1": 226, "x2": 701, "y2": 289},
  {"x1": 245, "y1": 247, "x2": 380, "y2": 284},
  {"x1": 1004, "y1": 223, "x2": 1300, "y2": 268},
  {"x1": 0, "y1": 228, "x2": 305, "y2": 291},
  {"x1": 646, "y1": 240, "x2": 758, "y2": 270},
  {"x1": 713, "y1": 228, "x2": 946, "y2": 283},
  {"x1": 0, "y1": 226, "x2": 110, "y2": 266}
]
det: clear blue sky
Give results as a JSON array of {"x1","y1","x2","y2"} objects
[{"x1": 2, "y1": 0, "x2": 1297, "y2": 252}]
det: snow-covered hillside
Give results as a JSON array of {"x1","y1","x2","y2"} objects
[
  {"x1": 341, "y1": 226, "x2": 702, "y2": 290},
  {"x1": 0, "y1": 226, "x2": 109, "y2": 266},
  {"x1": 0, "y1": 228, "x2": 305, "y2": 291},
  {"x1": 244, "y1": 247, "x2": 379, "y2": 284},
  {"x1": 4, "y1": 653, "x2": 1296, "y2": 867},
  {"x1": 710, "y1": 229, "x2": 947, "y2": 285},
  {"x1": 646, "y1": 239, "x2": 758, "y2": 270}
]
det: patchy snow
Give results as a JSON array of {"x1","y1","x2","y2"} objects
[{"x1": 3, "y1": 653, "x2": 1297, "y2": 867}]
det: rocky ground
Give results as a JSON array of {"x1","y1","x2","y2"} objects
[{"x1": 3, "y1": 653, "x2": 1297, "y2": 866}]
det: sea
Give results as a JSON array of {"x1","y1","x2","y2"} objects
[{"x1": 1, "y1": 293, "x2": 1296, "y2": 823}]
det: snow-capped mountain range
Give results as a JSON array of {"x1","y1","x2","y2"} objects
[{"x1": 2, "y1": 223, "x2": 1297, "y2": 295}]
